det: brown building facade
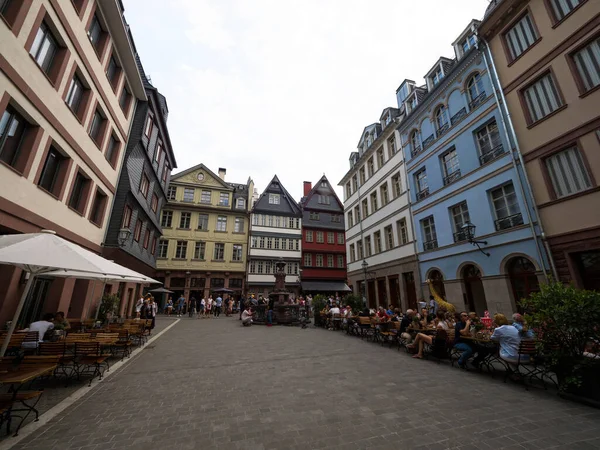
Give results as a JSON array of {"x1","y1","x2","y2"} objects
[{"x1": 479, "y1": 0, "x2": 600, "y2": 290}]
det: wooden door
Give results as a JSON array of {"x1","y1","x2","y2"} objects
[
  {"x1": 388, "y1": 275, "x2": 400, "y2": 309},
  {"x1": 403, "y1": 272, "x2": 418, "y2": 311},
  {"x1": 377, "y1": 278, "x2": 387, "y2": 307}
]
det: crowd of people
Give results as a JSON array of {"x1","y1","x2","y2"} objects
[{"x1": 162, "y1": 294, "x2": 236, "y2": 319}]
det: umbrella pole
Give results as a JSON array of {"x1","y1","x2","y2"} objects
[
  {"x1": 0, "y1": 273, "x2": 36, "y2": 357},
  {"x1": 94, "y1": 281, "x2": 107, "y2": 321}
]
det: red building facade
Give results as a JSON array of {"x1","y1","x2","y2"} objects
[{"x1": 299, "y1": 176, "x2": 349, "y2": 294}]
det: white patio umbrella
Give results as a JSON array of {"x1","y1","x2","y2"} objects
[{"x1": 0, "y1": 230, "x2": 159, "y2": 356}]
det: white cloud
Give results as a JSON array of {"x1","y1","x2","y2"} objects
[{"x1": 125, "y1": 0, "x2": 489, "y2": 200}]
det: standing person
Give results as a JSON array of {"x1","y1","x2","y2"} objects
[
  {"x1": 198, "y1": 297, "x2": 205, "y2": 319},
  {"x1": 215, "y1": 295, "x2": 223, "y2": 318},
  {"x1": 135, "y1": 296, "x2": 144, "y2": 319},
  {"x1": 176, "y1": 295, "x2": 185, "y2": 317},
  {"x1": 205, "y1": 296, "x2": 213, "y2": 318},
  {"x1": 148, "y1": 296, "x2": 157, "y2": 332},
  {"x1": 266, "y1": 296, "x2": 275, "y2": 327},
  {"x1": 189, "y1": 297, "x2": 196, "y2": 318},
  {"x1": 166, "y1": 298, "x2": 174, "y2": 316}
]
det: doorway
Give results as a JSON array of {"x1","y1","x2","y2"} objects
[
  {"x1": 376, "y1": 278, "x2": 387, "y2": 308},
  {"x1": 388, "y1": 275, "x2": 401, "y2": 309},
  {"x1": 507, "y1": 256, "x2": 539, "y2": 312},
  {"x1": 428, "y1": 270, "x2": 446, "y2": 299},
  {"x1": 18, "y1": 277, "x2": 53, "y2": 328},
  {"x1": 367, "y1": 280, "x2": 376, "y2": 309},
  {"x1": 573, "y1": 250, "x2": 600, "y2": 291},
  {"x1": 462, "y1": 264, "x2": 487, "y2": 316},
  {"x1": 403, "y1": 272, "x2": 417, "y2": 310}
]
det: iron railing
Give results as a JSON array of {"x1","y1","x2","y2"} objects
[
  {"x1": 479, "y1": 144, "x2": 505, "y2": 165},
  {"x1": 423, "y1": 239, "x2": 438, "y2": 251},
  {"x1": 443, "y1": 170, "x2": 461, "y2": 186},
  {"x1": 495, "y1": 213, "x2": 524, "y2": 231},
  {"x1": 416, "y1": 188, "x2": 430, "y2": 201}
]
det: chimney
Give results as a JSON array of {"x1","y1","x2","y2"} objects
[
  {"x1": 218, "y1": 168, "x2": 226, "y2": 180},
  {"x1": 303, "y1": 181, "x2": 312, "y2": 196}
]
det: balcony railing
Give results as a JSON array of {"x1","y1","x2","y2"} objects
[
  {"x1": 436, "y1": 123, "x2": 450, "y2": 137},
  {"x1": 422, "y1": 134, "x2": 435, "y2": 150},
  {"x1": 451, "y1": 108, "x2": 467, "y2": 126},
  {"x1": 443, "y1": 170, "x2": 461, "y2": 186},
  {"x1": 423, "y1": 239, "x2": 438, "y2": 251},
  {"x1": 411, "y1": 145, "x2": 423, "y2": 158},
  {"x1": 453, "y1": 230, "x2": 468, "y2": 243},
  {"x1": 479, "y1": 144, "x2": 505, "y2": 165},
  {"x1": 416, "y1": 188, "x2": 430, "y2": 201},
  {"x1": 469, "y1": 92, "x2": 487, "y2": 110},
  {"x1": 495, "y1": 213, "x2": 524, "y2": 231}
]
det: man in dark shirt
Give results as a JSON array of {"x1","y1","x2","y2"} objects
[
  {"x1": 453, "y1": 311, "x2": 489, "y2": 368},
  {"x1": 399, "y1": 309, "x2": 415, "y2": 343}
]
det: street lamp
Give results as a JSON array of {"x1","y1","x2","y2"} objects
[
  {"x1": 462, "y1": 221, "x2": 490, "y2": 257},
  {"x1": 361, "y1": 260, "x2": 369, "y2": 307},
  {"x1": 117, "y1": 228, "x2": 131, "y2": 247}
]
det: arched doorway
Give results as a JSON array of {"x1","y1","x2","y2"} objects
[
  {"x1": 507, "y1": 257, "x2": 539, "y2": 312},
  {"x1": 462, "y1": 264, "x2": 488, "y2": 316},
  {"x1": 429, "y1": 269, "x2": 446, "y2": 300}
]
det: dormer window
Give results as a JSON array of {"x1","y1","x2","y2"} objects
[
  {"x1": 385, "y1": 114, "x2": 391, "y2": 125},
  {"x1": 431, "y1": 68, "x2": 443, "y2": 86},
  {"x1": 461, "y1": 34, "x2": 477, "y2": 54}
]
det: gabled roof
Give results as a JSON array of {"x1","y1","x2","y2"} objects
[
  {"x1": 252, "y1": 175, "x2": 301, "y2": 216},
  {"x1": 379, "y1": 107, "x2": 401, "y2": 121},
  {"x1": 300, "y1": 175, "x2": 344, "y2": 212},
  {"x1": 170, "y1": 163, "x2": 232, "y2": 190},
  {"x1": 424, "y1": 56, "x2": 456, "y2": 80},
  {"x1": 357, "y1": 123, "x2": 382, "y2": 148}
]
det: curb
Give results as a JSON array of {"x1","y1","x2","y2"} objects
[{"x1": 0, "y1": 319, "x2": 181, "y2": 450}]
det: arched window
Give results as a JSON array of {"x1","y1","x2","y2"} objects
[
  {"x1": 507, "y1": 257, "x2": 539, "y2": 311},
  {"x1": 467, "y1": 73, "x2": 485, "y2": 105},
  {"x1": 429, "y1": 269, "x2": 446, "y2": 299},
  {"x1": 435, "y1": 105, "x2": 448, "y2": 132},
  {"x1": 410, "y1": 130, "x2": 421, "y2": 153}
]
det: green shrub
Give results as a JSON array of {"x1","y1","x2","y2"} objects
[{"x1": 98, "y1": 293, "x2": 120, "y2": 322}]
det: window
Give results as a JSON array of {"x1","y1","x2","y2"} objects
[
  {"x1": 249, "y1": 261, "x2": 256, "y2": 273},
  {"x1": 522, "y1": 73, "x2": 562, "y2": 123},
  {"x1": 175, "y1": 240, "x2": 187, "y2": 259},
  {"x1": 183, "y1": 187, "x2": 194, "y2": 202},
  {"x1": 377, "y1": 147, "x2": 385, "y2": 168},
  {"x1": 119, "y1": 86, "x2": 131, "y2": 112},
  {"x1": 383, "y1": 225, "x2": 394, "y2": 250},
  {"x1": 106, "y1": 54, "x2": 121, "y2": 88},
  {"x1": 211, "y1": 278, "x2": 225, "y2": 288},
  {"x1": 310, "y1": 212, "x2": 320, "y2": 220},
  {"x1": 359, "y1": 166, "x2": 366, "y2": 185},
  {"x1": 38, "y1": 146, "x2": 66, "y2": 196},
  {"x1": 370, "y1": 192, "x2": 378, "y2": 212},
  {"x1": 232, "y1": 244, "x2": 243, "y2": 261},
  {"x1": 491, "y1": 183, "x2": 523, "y2": 230},
  {"x1": 105, "y1": 134, "x2": 119, "y2": 166},
  {"x1": 548, "y1": 0, "x2": 582, "y2": 22},
  {"x1": 257, "y1": 261, "x2": 263, "y2": 274},
  {"x1": 158, "y1": 239, "x2": 168, "y2": 258},
  {"x1": 467, "y1": 73, "x2": 485, "y2": 105},
  {"x1": 349, "y1": 244, "x2": 355, "y2": 262},
  {"x1": 88, "y1": 14, "x2": 106, "y2": 55},
  {"x1": 337, "y1": 255, "x2": 344, "y2": 268},
  {"x1": 347, "y1": 212, "x2": 353, "y2": 228},
  {"x1": 415, "y1": 169, "x2": 429, "y2": 199},
  {"x1": 397, "y1": 218, "x2": 408, "y2": 245},
  {"x1": 337, "y1": 233, "x2": 344, "y2": 245},
  {"x1": 435, "y1": 105, "x2": 449, "y2": 133},
  {"x1": 140, "y1": 173, "x2": 150, "y2": 197},
  {"x1": 251, "y1": 237, "x2": 258, "y2": 248},
  {"x1": 216, "y1": 216, "x2": 227, "y2": 232},
  {"x1": 167, "y1": 186, "x2": 176, "y2": 200},
  {"x1": 0, "y1": 105, "x2": 31, "y2": 171},
  {"x1": 374, "y1": 231, "x2": 382, "y2": 254},
  {"x1": 362, "y1": 199, "x2": 369, "y2": 218},
  {"x1": 89, "y1": 189, "x2": 107, "y2": 226},
  {"x1": 234, "y1": 217, "x2": 244, "y2": 233},
  {"x1": 200, "y1": 190, "x2": 211, "y2": 203},
  {"x1": 304, "y1": 254, "x2": 312, "y2": 267},
  {"x1": 316, "y1": 254, "x2": 324, "y2": 267},
  {"x1": 151, "y1": 236, "x2": 157, "y2": 255},
  {"x1": 281, "y1": 238, "x2": 287, "y2": 250},
  {"x1": 410, "y1": 130, "x2": 421, "y2": 156},
  {"x1": 65, "y1": 74, "x2": 84, "y2": 115},
  {"x1": 214, "y1": 243, "x2": 225, "y2": 260},
  {"x1": 268, "y1": 193, "x2": 280, "y2": 204},
  {"x1": 357, "y1": 241, "x2": 363, "y2": 259},
  {"x1": 545, "y1": 146, "x2": 592, "y2": 198},
  {"x1": 327, "y1": 232, "x2": 334, "y2": 244},
  {"x1": 392, "y1": 173, "x2": 401, "y2": 198},
  {"x1": 380, "y1": 183, "x2": 389, "y2": 206},
  {"x1": 295, "y1": 239, "x2": 300, "y2": 250},
  {"x1": 144, "y1": 115, "x2": 153, "y2": 137},
  {"x1": 316, "y1": 232, "x2": 324, "y2": 243},
  {"x1": 367, "y1": 157, "x2": 375, "y2": 177},
  {"x1": 161, "y1": 210, "x2": 172, "y2": 228},
  {"x1": 122, "y1": 205, "x2": 132, "y2": 228},
  {"x1": 352, "y1": 175, "x2": 358, "y2": 192},
  {"x1": 68, "y1": 172, "x2": 90, "y2": 213},
  {"x1": 571, "y1": 37, "x2": 600, "y2": 93},
  {"x1": 154, "y1": 141, "x2": 164, "y2": 164},
  {"x1": 476, "y1": 121, "x2": 503, "y2": 164},
  {"x1": 451, "y1": 202, "x2": 470, "y2": 242},
  {"x1": 259, "y1": 237, "x2": 265, "y2": 248},
  {"x1": 194, "y1": 242, "x2": 206, "y2": 260},
  {"x1": 30, "y1": 22, "x2": 58, "y2": 75},
  {"x1": 461, "y1": 34, "x2": 477, "y2": 54},
  {"x1": 236, "y1": 198, "x2": 245, "y2": 209},
  {"x1": 133, "y1": 220, "x2": 142, "y2": 242},
  {"x1": 331, "y1": 214, "x2": 341, "y2": 223},
  {"x1": 143, "y1": 229, "x2": 150, "y2": 249},
  {"x1": 162, "y1": 162, "x2": 170, "y2": 183},
  {"x1": 441, "y1": 148, "x2": 460, "y2": 185},
  {"x1": 431, "y1": 68, "x2": 443, "y2": 86},
  {"x1": 345, "y1": 182, "x2": 351, "y2": 198},
  {"x1": 89, "y1": 108, "x2": 106, "y2": 145},
  {"x1": 504, "y1": 13, "x2": 538, "y2": 61},
  {"x1": 327, "y1": 254, "x2": 334, "y2": 268},
  {"x1": 219, "y1": 192, "x2": 229, "y2": 206},
  {"x1": 151, "y1": 193, "x2": 158, "y2": 213},
  {"x1": 306, "y1": 230, "x2": 313, "y2": 242},
  {"x1": 354, "y1": 206, "x2": 361, "y2": 223},
  {"x1": 421, "y1": 216, "x2": 438, "y2": 250},
  {"x1": 364, "y1": 236, "x2": 372, "y2": 257},
  {"x1": 388, "y1": 136, "x2": 397, "y2": 155},
  {"x1": 179, "y1": 212, "x2": 191, "y2": 229}
]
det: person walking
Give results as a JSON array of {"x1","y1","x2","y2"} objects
[
  {"x1": 176, "y1": 295, "x2": 185, "y2": 317},
  {"x1": 215, "y1": 295, "x2": 223, "y2": 318},
  {"x1": 205, "y1": 296, "x2": 213, "y2": 318},
  {"x1": 166, "y1": 298, "x2": 173, "y2": 316},
  {"x1": 198, "y1": 297, "x2": 205, "y2": 319},
  {"x1": 148, "y1": 296, "x2": 157, "y2": 332}
]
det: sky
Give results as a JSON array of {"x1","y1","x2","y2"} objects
[{"x1": 124, "y1": 0, "x2": 490, "y2": 201}]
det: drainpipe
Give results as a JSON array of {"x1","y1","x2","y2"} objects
[
  {"x1": 354, "y1": 175, "x2": 368, "y2": 307},
  {"x1": 479, "y1": 42, "x2": 556, "y2": 281}
]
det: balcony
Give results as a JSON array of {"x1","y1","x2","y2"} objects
[
  {"x1": 436, "y1": 123, "x2": 450, "y2": 138},
  {"x1": 422, "y1": 134, "x2": 435, "y2": 150},
  {"x1": 495, "y1": 213, "x2": 524, "y2": 231},
  {"x1": 443, "y1": 170, "x2": 461, "y2": 186},
  {"x1": 453, "y1": 230, "x2": 468, "y2": 243},
  {"x1": 469, "y1": 92, "x2": 487, "y2": 110},
  {"x1": 411, "y1": 145, "x2": 423, "y2": 158},
  {"x1": 416, "y1": 188, "x2": 430, "y2": 201},
  {"x1": 423, "y1": 239, "x2": 438, "y2": 251},
  {"x1": 479, "y1": 144, "x2": 505, "y2": 165},
  {"x1": 451, "y1": 108, "x2": 467, "y2": 126}
]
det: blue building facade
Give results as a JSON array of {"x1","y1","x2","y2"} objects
[{"x1": 398, "y1": 20, "x2": 550, "y2": 316}]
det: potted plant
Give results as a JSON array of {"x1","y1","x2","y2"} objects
[
  {"x1": 343, "y1": 294, "x2": 363, "y2": 313},
  {"x1": 98, "y1": 294, "x2": 121, "y2": 324},
  {"x1": 520, "y1": 281, "x2": 600, "y2": 405}
]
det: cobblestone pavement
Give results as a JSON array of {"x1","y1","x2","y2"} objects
[{"x1": 10, "y1": 317, "x2": 600, "y2": 450}]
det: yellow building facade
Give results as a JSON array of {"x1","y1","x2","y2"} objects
[{"x1": 155, "y1": 164, "x2": 253, "y2": 302}]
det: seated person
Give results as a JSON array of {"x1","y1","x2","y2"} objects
[
  {"x1": 329, "y1": 305, "x2": 341, "y2": 329},
  {"x1": 409, "y1": 311, "x2": 449, "y2": 359},
  {"x1": 454, "y1": 312, "x2": 492, "y2": 369},
  {"x1": 23, "y1": 313, "x2": 55, "y2": 348},
  {"x1": 241, "y1": 308, "x2": 253, "y2": 326},
  {"x1": 399, "y1": 309, "x2": 415, "y2": 343},
  {"x1": 358, "y1": 308, "x2": 370, "y2": 317},
  {"x1": 390, "y1": 309, "x2": 402, "y2": 322},
  {"x1": 53, "y1": 311, "x2": 71, "y2": 332},
  {"x1": 386, "y1": 305, "x2": 394, "y2": 316},
  {"x1": 491, "y1": 313, "x2": 533, "y2": 365},
  {"x1": 376, "y1": 306, "x2": 389, "y2": 321}
]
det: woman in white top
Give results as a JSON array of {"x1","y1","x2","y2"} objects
[
  {"x1": 198, "y1": 298, "x2": 206, "y2": 319},
  {"x1": 410, "y1": 311, "x2": 450, "y2": 359},
  {"x1": 205, "y1": 297, "x2": 213, "y2": 318},
  {"x1": 135, "y1": 297, "x2": 144, "y2": 318}
]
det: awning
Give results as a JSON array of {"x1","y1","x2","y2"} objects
[{"x1": 300, "y1": 281, "x2": 351, "y2": 292}]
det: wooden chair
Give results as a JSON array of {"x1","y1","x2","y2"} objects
[
  {"x1": 73, "y1": 342, "x2": 109, "y2": 386},
  {"x1": 112, "y1": 330, "x2": 132, "y2": 360},
  {"x1": 0, "y1": 334, "x2": 26, "y2": 356},
  {"x1": 0, "y1": 391, "x2": 43, "y2": 436},
  {"x1": 378, "y1": 322, "x2": 396, "y2": 347},
  {"x1": 358, "y1": 317, "x2": 373, "y2": 340}
]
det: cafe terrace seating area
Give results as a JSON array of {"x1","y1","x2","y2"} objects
[
  {"x1": 317, "y1": 312, "x2": 558, "y2": 391},
  {"x1": 0, "y1": 318, "x2": 155, "y2": 438}
]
